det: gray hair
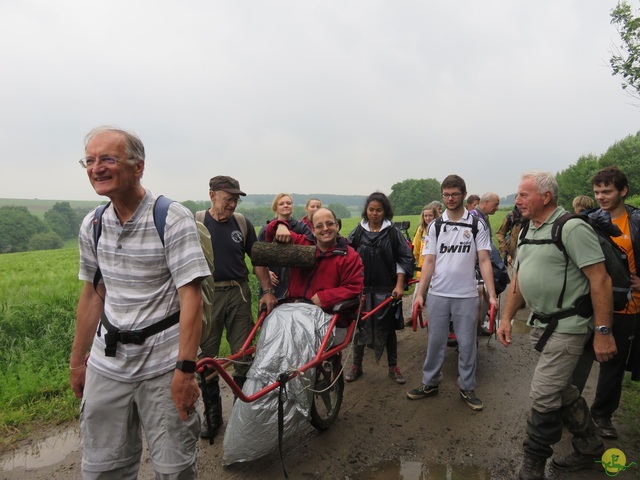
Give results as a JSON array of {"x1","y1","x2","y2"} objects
[
  {"x1": 480, "y1": 192, "x2": 499, "y2": 203},
  {"x1": 521, "y1": 171, "x2": 558, "y2": 204},
  {"x1": 85, "y1": 126, "x2": 145, "y2": 163}
]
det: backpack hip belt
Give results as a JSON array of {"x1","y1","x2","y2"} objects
[
  {"x1": 528, "y1": 307, "x2": 583, "y2": 353},
  {"x1": 99, "y1": 310, "x2": 180, "y2": 357}
]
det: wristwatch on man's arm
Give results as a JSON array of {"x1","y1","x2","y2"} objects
[
  {"x1": 175, "y1": 360, "x2": 197, "y2": 373},
  {"x1": 594, "y1": 325, "x2": 612, "y2": 335}
]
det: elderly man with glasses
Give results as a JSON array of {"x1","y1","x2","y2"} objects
[
  {"x1": 196, "y1": 175, "x2": 277, "y2": 440},
  {"x1": 71, "y1": 126, "x2": 211, "y2": 479}
]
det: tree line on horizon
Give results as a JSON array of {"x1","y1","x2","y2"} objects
[{"x1": 0, "y1": 200, "x2": 356, "y2": 254}]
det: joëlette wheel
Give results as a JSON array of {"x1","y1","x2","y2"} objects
[{"x1": 309, "y1": 356, "x2": 344, "y2": 431}]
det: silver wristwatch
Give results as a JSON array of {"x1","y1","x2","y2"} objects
[{"x1": 594, "y1": 325, "x2": 611, "y2": 335}]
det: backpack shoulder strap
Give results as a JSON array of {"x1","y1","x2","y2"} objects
[
  {"x1": 435, "y1": 216, "x2": 477, "y2": 240},
  {"x1": 233, "y1": 212, "x2": 248, "y2": 246},
  {"x1": 153, "y1": 195, "x2": 175, "y2": 246},
  {"x1": 434, "y1": 217, "x2": 443, "y2": 241},
  {"x1": 518, "y1": 218, "x2": 530, "y2": 244},
  {"x1": 91, "y1": 202, "x2": 111, "y2": 289},
  {"x1": 549, "y1": 212, "x2": 580, "y2": 248},
  {"x1": 92, "y1": 202, "x2": 111, "y2": 248},
  {"x1": 541, "y1": 212, "x2": 586, "y2": 309},
  {"x1": 195, "y1": 210, "x2": 206, "y2": 224}
]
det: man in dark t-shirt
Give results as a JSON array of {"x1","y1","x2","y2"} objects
[{"x1": 198, "y1": 176, "x2": 277, "y2": 440}]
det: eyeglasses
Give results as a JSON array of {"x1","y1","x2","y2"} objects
[
  {"x1": 314, "y1": 221, "x2": 336, "y2": 230},
  {"x1": 217, "y1": 194, "x2": 241, "y2": 205},
  {"x1": 442, "y1": 193, "x2": 463, "y2": 199},
  {"x1": 79, "y1": 156, "x2": 134, "y2": 169}
]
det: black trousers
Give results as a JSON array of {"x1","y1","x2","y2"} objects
[
  {"x1": 572, "y1": 312, "x2": 638, "y2": 419},
  {"x1": 353, "y1": 329, "x2": 398, "y2": 367}
]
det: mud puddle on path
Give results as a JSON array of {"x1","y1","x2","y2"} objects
[
  {"x1": 348, "y1": 458, "x2": 492, "y2": 479},
  {"x1": 0, "y1": 427, "x2": 80, "y2": 472}
]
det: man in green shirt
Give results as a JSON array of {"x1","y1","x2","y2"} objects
[{"x1": 497, "y1": 171, "x2": 616, "y2": 480}]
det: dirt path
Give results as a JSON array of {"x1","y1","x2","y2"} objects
[{"x1": 2, "y1": 302, "x2": 639, "y2": 479}]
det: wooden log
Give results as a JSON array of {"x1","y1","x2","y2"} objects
[{"x1": 251, "y1": 242, "x2": 316, "y2": 268}]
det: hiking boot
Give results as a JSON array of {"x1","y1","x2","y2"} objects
[
  {"x1": 388, "y1": 366, "x2": 406, "y2": 384},
  {"x1": 447, "y1": 332, "x2": 458, "y2": 347},
  {"x1": 460, "y1": 390, "x2": 483, "y2": 411},
  {"x1": 551, "y1": 451, "x2": 600, "y2": 472},
  {"x1": 592, "y1": 416, "x2": 618, "y2": 439},
  {"x1": 200, "y1": 413, "x2": 223, "y2": 439},
  {"x1": 518, "y1": 454, "x2": 546, "y2": 480},
  {"x1": 345, "y1": 365, "x2": 363, "y2": 382},
  {"x1": 406, "y1": 384, "x2": 438, "y2": 400},
  {"x1": 200, "y1": 376, "x2": 223, "y2": 440}
]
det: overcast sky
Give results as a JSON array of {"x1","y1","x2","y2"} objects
[{"x1": 1, "y1": 0, "x2": 637, "y2": 203}]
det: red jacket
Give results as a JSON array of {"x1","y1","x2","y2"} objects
[{"x1": 265, "y1": 220, "x2": 364, "y2": 310}]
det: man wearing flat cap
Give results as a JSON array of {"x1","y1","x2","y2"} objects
[{"x1": 196, "y1": 176, "x2": 277, "y2": 439}]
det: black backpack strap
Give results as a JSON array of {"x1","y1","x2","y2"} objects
[
  {"x1": 529, "y1": 307, "x2": 579, "y2": 352},
  {"x1": 434, "y1": 217, "x2": 443, "y2": 241},
  {"x1": 100, "y1": 310, "x2": 181, "y2": 357},
  {"x1": 435, "y1": 217, "x2": 477, "y2": 239},
  {"x1": 92, "y1": 202, "x2": 111, "y2": 290},
  {"x1": 549, "y1": 213, "x2": 576, "y2": 309},
  {"x1": 517, "y1": 218, "x2": 530, "y2": 246},
  {"x1": 470, "y1": 214, "x2": 478, "y2": 240}
]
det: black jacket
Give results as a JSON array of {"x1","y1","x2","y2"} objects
[{"x1": 348, "y1": 223, "x2": 415, "y2": 290}]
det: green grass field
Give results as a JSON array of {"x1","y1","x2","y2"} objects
[{"x1": 0, "y1": 249, "x2": 82, "y2": 447}]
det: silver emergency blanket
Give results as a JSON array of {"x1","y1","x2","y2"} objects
[{"x1": 223, "y1": 303, "x2": 333, "y2": 465}]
